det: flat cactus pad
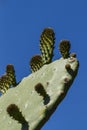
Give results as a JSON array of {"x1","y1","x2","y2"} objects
[{"x1": 0, "y1": 56, "x2": 79, "y2": 130}]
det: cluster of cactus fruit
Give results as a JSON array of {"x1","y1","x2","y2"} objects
[
  {"x1": 30, "y1": 28, "x2": 55, "y2": 72},
  {"x1": 30, "y1": 28, "x2": 71, "y2": 72},
  {"x1": 0, "y1": 27, "x2": 78, "y2": 130},
  {"x1": 0, "y1": 27, "x2": 71, "y2": 94}
]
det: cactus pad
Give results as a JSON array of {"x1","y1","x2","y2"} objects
[
  {"x1": 0, "y1": 55, "x2": 79, "y2": 130},
  {"x1": 0, "y1": 28, "x2": 79, "y2": 130}
]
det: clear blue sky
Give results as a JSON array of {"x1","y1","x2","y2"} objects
[{"x1": 0, "y1": 0, "x2": 86, "y2": 130}]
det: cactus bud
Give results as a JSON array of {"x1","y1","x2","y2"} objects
[
  {"x1": 65, "y1": 64, "x2": 71, "y2": 70},
  {"x1": 40, "y1": 28, "x2": 55, "y2": 64},
  {"x1": 7, "y1": 104, "x2": 26, "y2": 124},
  {"x1": 35, "y1": 83, "x2": 50, "y2": 105},
  {"x1": 30, "y1": 55, "x2": 43, "y2": 72},
  {"x1": 59, "y1": 40, "x2": 71, "y2": 58},
  {"x1": 6, "y1": 64, "x2": 17, "y2": 87}
]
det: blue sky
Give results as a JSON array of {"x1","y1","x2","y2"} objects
[{"x1": 0, "y1": 0, "x2": 87, "y2": 129}]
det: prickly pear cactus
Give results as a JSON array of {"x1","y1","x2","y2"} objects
[{"x1": 0, "y1": 28, "x2": 79, "y2": 130}]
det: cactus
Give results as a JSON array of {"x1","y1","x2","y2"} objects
[
  {"x1": 0, "y1": 28, "x2": 79, "y2": 130},
  {"x1": 30, "y1": 55, "x2": 43, "y2": 73},
  {"x1": 40, "y1": 28, "x2": 55, "y2": 64},
  {"x1": 0, "y1": 64, "x2": 17, "y2": 94},
  {"x1": 59, "y1": 40, "x2": 71, "y2": 58}
]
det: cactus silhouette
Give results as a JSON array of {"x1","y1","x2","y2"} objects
[{"x1": 0, "y1": 27, "x2": 79, "y2": 130}]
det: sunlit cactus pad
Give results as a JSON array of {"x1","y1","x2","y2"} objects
[{"x1": 0, "y1": 55, "x2": 79, "y2": 130}]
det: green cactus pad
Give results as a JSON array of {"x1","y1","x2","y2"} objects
[{"x1": 0, "y1": 56, "x2": 79, "y2": 130}]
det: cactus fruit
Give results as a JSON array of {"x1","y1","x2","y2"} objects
[
  {"x1": 30, "y1": 28, "x2": 55, "y2": 73},
  {"x1": 7, "y1": 104, "x2": 29, "y2": 130},
  {"x1": 6, "y1": 64, "x2": 17, "y2": 87},
  {"x1": 35, "y1": 83, "x2": 50, "y2": 105},
  {"x1": 0, "y1": 64, "x2": 17, "y2": 94},
  {"x1": 59, "y1": 40, "x2": 71, "y2": 58},
  {"x1": 30, "y1": 55, "x2": 43, "y2": 73},
  {"x1": 0, "y1": 75, "x2": 11, "y2": 94},
  {"x1": 40, "y1": 28, "x2": 55, "y2": 64},
  {"x1": 0, "y1": 28, "x2": 79, "y2": 130},
  {"x1": 7, "y1": 104, "x2": 27, "y2": 124}
]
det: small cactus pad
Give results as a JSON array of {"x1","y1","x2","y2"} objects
[
  {"x1": 0, "y1": 75, "x2": 11, "y2": 94},
  {"x1": 0, "y1": 64, "x2": 17, "y2": 94},
  {"x1": 7, "y1": 104, "x2": 27, "y2": 124},
  {"x1": 35, "y1": 83, "x2": 47, "y2": 97},
  {"x1": 35, "y1": 83, "x2": 50, "y2": 105},
  {"x1": 6, "y1": 64, "x2": 15, "y2": 73},
  {"x1": 59, "y1": 40, "x2": 71, "y2": 58},
  {"x1": 40, "y1": 28, "x2": 55, "y2": 64},
  {"x1": 30, "y1": 55, "x2": 43, "y2": 72},
  {"x1": 6, "y1": 64, "x2": 17, "y2": 87},
  {"x1": 0, "y1": 56, "x2": 79, "y2": 130}
]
